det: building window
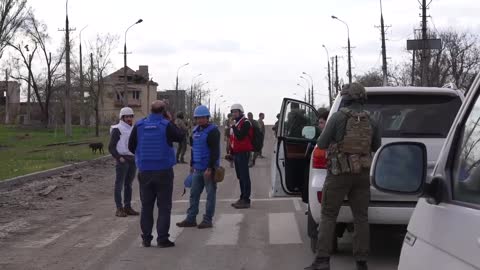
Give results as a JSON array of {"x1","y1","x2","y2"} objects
[{"x1": 132, "y1": 91, "x2": 140, "y2": 100}]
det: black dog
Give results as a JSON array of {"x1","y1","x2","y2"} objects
[{"x1": 89, "y1": 142, "x2": 104, "y2": 154}]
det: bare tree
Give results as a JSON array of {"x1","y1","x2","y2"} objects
[
  {"x1": 391, "y1": 29, "x2": 480, "y2": 90},
  {"x1": 0, "y1": 0, "x2": 28, "y2": 60},
  {"x1": 86, "y1": 33, "x2": 119, "y2": 136},
  {"x1": 9, "y1": 12, "x2": 65, "y2": 126},
  {"x1": 354, "y1": 69, "x2": 384, "y2": 87}
]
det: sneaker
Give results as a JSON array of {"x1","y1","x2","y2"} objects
[
  {"x1": 197, "y1": 221, "x2": 213, "y2": 229},
  {"x1": 142, "y1": 239, "x2": 151, "y2": 247},
  {"x1": 124, "y1": 207, "x2": 139, "y2": 216},
  {"x1": 356, "y1": 261, "x2": 368, "y2": 270},
  {"x1": 176, "y1": 220, "x2": 197, "y2": 227},
  {"x1": 115, "y1": 208, "x2": 127, "y2": 217},
  {"x1": 305, "y1": 257, "x2": 330, "y2": 270},
  {"x1": 233, "y1": 200, "x2": 251, "y2": 209},
  {"x1": 157, "y1": 239, "x2": 175, "y2": 248}
]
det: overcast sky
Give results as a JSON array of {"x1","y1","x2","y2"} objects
[{"x1": 21, "y1": 0, "x2": 480, "y2": 123}]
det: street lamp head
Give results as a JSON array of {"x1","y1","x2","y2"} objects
[
  {"x1": 331, "y1": 15, "x2": 338, "y2": 19},
  {"x1": 302, "y1": 72, "x2": 307, "y2": 75},
  {"x1": 136, "y1": 19, "x2": 143, "y2": 24}
]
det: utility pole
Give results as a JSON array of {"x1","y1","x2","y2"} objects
[
  {"x1": 421, "y1": 0, "x2": 428, "y2": 86},
  {"x1": 379, "y1": 0, "x2": 389, "y2": 86},
  {"x1": 411, "y1": 51, "x2": 416, "y2": 86},
  {"x1": 327, "y1": 58, "x2": 332, "y2": 107},
  {"x1": 4, "y1": 69, "x2": 9, "y2": 124},
  {"x1": 59, "y1": 1, "x2": 75, "y2": 137},
  {"x1": 335, "y1": 56, "x2": 339, "y2": 95},
  {"x1": 79, "y1": 25, "x2": 87, "y2": 126}
]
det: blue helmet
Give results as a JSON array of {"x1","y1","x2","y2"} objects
[{"x1": 194, "y1": 105, "x2": 210, "y2": 118}]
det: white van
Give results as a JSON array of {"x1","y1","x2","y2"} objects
[
  {"x1": 371, "y1": 74, "x2": 480, "y2": 269},
  {"x1": 271, "y1": 86, "x2": 464, "y2": 251}
]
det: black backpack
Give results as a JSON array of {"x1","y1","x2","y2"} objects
[{"x1": 247, "y1": 120, "x2": 263, "y2": 152}]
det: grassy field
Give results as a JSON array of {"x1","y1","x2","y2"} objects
[{"x1": 0, "y1": 125, "x2": 111, "y2": 180}]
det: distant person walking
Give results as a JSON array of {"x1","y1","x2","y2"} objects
[
  {"x1": 175, "y1": 111, "x2": 188, "y2": 164},
  {"x1": 247, "y1": 112, "x2": 259, "y2": 167},
  {"x1": 229, "y1": 104, "x2": 253, "y2": 209},
  {"x1": 177, "y1": 105, "x2": 221, "y2": 229},
  {"x1": 108, "y1": 107, "x2": 139, "y2": 217},
  {"x1": 128, "y1": 100, "x2": 185, "y2": 248},
  {"x1": 257, "y1": 112, "x2": 266, "y2": 158}
]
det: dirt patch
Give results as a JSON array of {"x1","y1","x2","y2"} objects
[{"x1": 0, "y1": 158, "x2": 115, "y2": 224}]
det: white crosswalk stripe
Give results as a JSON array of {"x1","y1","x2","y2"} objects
[
  {"x1": 15, "y1": 216, "x2": 92, "y2": 248},
  {"x1": 6, "y1": 211, "x2": 305, "y2": 249},
  {"x1": 75, "y1": 218, "x2": 135, "y2": 248},
  {"x1": 268, "y1": 213, "x2": 303, "y2": 245},
  {"x1": 206, "y1": 213, "x2": 244, "y2": 246}
]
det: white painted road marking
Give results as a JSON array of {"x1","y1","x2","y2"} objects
[
  {"x1": 75, "y1": 218, "x2": 134, "y2": 248},
  {"x1": 206, "y1": 214, "x2": 244, "y2": 246},
  {"x1": 173, "y1": 197, "x2": 299, "y2": 204},
  {"x1": 0, "y1": 219, "x2": 29, "y2": 238},
  {"x1": 268, "y1": 213, "x2": 303, "y2": 245},
  {"x1": 16, "y1": 216, "x2": 92, "y2": 248}
]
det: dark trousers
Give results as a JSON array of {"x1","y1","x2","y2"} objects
[
  {"x1": 316, "y1": 170, "x2": 370, "y2": 261},
  {"x1": 234, "y1": 152, "x2": 251, "y2": 202},
  {"x1": 114, "y1": 159, "x2": 137, "y2": 209},
  {"x1": 138, "y1": 169, "x2": 174, "y2": 243},
  {"x1": 176, "y1": 139, "x2": 187, "y2": 162}
]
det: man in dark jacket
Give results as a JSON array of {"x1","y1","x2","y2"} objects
[
  {"x1": 128, "y1": 100, "x2": 185, "y2": 248},
  {"x1": 176, "y1": 105, "x2": 220, "y2": 229}
]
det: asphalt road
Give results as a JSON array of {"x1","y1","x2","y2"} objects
[{"x1": 0, "y1": 129, "x2": 403, "y2": 270}]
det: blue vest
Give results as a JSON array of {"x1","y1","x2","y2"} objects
[
  {"x1": 192, "y1": 124, "x2": 220, "y2": 171},
  {"x1": 135, "y1": 114, "x2": 176, "y2": 171}
]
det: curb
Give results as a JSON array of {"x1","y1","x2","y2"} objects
[{"x1": 0, "y1": 155, "x2": 112, "y2": 190}]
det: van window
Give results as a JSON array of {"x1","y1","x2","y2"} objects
[
  {"x1": 340, "y1": 94, "x2": 462, "y2": 138},
  {"x1": 282, "y1": 100, "x2": 319, "y2": 139},
  {"x1": 453, "y1": 93, "x2": 480, "y2": 205}
]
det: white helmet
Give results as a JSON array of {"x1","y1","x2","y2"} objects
[
  {"x1": 230, "y1": 103, "x2": 244, "y2": 113},
  {"x1": 119, "y1": 107, "x2": 134, "y2": 119}
]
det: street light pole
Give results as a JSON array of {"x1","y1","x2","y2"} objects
[
  {"x1": 123, "y1": 19, "x2": 143, "y2": 106},
  {"x1": 175, "y1": 62, "x2": 189, "y2": 113},
  {"x1": 303, "y1": 72, "x2": 314, "y2": 106},
  {"x1": 300, "y1": 76, "x2": 311, "y2": 104},
  {"x1": 332, "y1": 15, "x2": 352, "y2": 84},
  {"x1": 190, "y1": 73, "x2": 202, "y2": 121},
  {"x1": 322, "y1": 45, "x2": 332, "y2": 107},
  {"x1": 297, "y1": 83, "x2": 308, "y2": 103}
]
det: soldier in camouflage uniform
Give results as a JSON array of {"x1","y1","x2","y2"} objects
[{"x1": 305, "y1": 83, "x2": 381, "y2": 270}]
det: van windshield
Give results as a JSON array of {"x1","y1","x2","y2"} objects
[{"x1": 340, "y1": 94, "x2": 462, "y2": 138}]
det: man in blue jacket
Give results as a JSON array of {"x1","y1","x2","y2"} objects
[
  {"x1": 177, "y1": 105, "x2": 220, "y2": 229},
  {"x1": 128, "y1": 100, "x2": 185, "y2": 248}
]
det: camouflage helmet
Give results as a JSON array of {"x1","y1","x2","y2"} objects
[{"x1": 340, "y1": 82, "x2": 367, "y2": 101}]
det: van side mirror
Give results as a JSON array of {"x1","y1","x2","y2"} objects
[{"x1": 371, "y1": 142, "x2": 427, "y2": 194}]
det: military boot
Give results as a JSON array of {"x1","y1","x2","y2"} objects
[
  {"x1": 124, "y1": 207, "x2": 139, "y2": 216},
  {"x1": 304, "y1": 257, "x2": 330, "y2": 270},
  {"x1": 115, "y1": 208, "x2": 127, "y2": 217},
  {"x1": 176, "y1": 220, "x2": 197, "y2": 227}
]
